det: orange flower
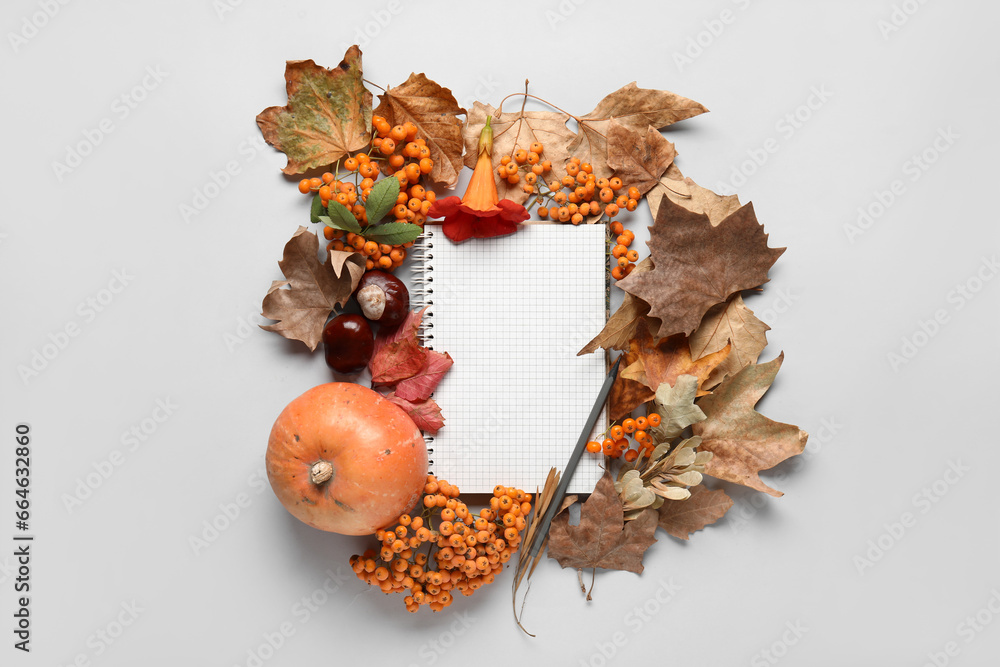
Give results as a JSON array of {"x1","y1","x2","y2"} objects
[{"x1": 427, "y1": 117, "x2": 528, "y2": 243}]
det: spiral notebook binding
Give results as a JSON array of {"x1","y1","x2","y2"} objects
[{"x1": 409, "y1": 229, "x2": 435, "y2": 469}]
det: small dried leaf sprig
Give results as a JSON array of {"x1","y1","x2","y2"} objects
[{"x1": 616, "y1": 437, "x2": 712, "y2": 520}]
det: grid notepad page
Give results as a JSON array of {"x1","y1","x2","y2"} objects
[{"x1": 414, "y1": 224, "x2": 608, "y2": 494}]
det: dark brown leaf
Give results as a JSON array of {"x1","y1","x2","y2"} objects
[
  {"x1": 617, "y1": 198, "x2": 785, "y2": 338},
  {"x1": 547, "y1": 471, "x2": 658, "y2": 574},
  {"x1": 374, "y1": 73, "x2": 466, "y2": 190},
  {"x1": 260, "y1": 227, "x2": 365, "y2": 350},
  {"x1": 657, "y1": 485, "x2": 733, "y2": 540},
  {"x1": 606, "y1": 121, "x2": 675, "y2": 196}
]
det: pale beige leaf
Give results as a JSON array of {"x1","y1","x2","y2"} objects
[
  {"x1": 463, "y1": 101, "x2": 574, "y2": 205},
  {"x1": 691, "y1": 294, "x2": 770, "y2": 389},
  {"x1": 646, "y1": 163, "x2": 742, "y2": 225},
  {"x1": 649, "y1": 374, "x2": 707, "y2": 443}
]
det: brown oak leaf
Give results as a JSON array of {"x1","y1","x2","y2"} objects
[
  {"x1": 256, "y1": 47, "x2": 372, "y2": 174},
  {"x1": 692, "y1": 354, "x2": 808, "y2": 497},
  {"x1": 569, "y1": 83, "x2": 707, "y2": 178},
  {"x1": 547, "y1": 471, "x2": 658, "y2": 574},
  {"x1": 260, "y1": 227, "x2": 365, "y2": 351},
  {"x1": 645, "y1": 163, "x2": 742, "y2": 224},
  {"x1": 374, "y1": 73, "x2": 466, "y2": 190},
  {"x1": 690, "y1": 293, "x2": 770, "y2": 389},
  {"x1": 606, "y1": 121, "x2": 676, "y2": 196},
  {"x1": 383, "y1": 391, "x2": 445, "y2": 434},
  {"x1": 617, "y1": 198, "x2": 785, "y2": 338},
  {"x1": 463, "y1": 101, "x2": 575, "y2": 204},
  {"x1": 657, "y1": 485, "x2": 733, "y2": 540},
  {"x1": 578, "y1": 258, "x2": 659, "y2": 355}
]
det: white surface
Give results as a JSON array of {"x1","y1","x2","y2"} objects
[
  {"x1": 1, "y1": 0, "x2": 998, "y2": 664},
  {"x1": 417, "y1": 224, "x2": 606, "y2": 494}
]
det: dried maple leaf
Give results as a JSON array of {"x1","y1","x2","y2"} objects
[
  {"x1": 657, "y1": 485, "x2": 733, "y2": 540},
  {"x1": 578, "y1": 258, "x2": 659, "y2": 355},
  {"x1": 383, "y1": 391, "x2": 445, "y2": 434},
  {"x1": 692, "y1": 354, "x2": 808, "y2": 497},
  {"x1": 373, "y1": 73, "x2": 466, "y2": 190},
  {"x1": 547, "y1": 471, "x2": 658, "y2": 574},
  {"x1": 394, "y1": 350, "x2": 454, "y2": 402},
  {"x1": 569, "y1": 83, "x2": 707, "y2": 178},
  {"x1": 260, "y1": 227, "x2": 365, "y2": 351},
  {"x1": 617, "y1": 198, "x2": 785, "y2": 338},
  {"x1": 645, "y1": 163, "x2": 742, "y2": 224},
  {"x1": 605, "y1": 121, "x2": 675, "y2": 197},
  {"x1": 256, "y1": 47, "x2": 372, "y2": 174},
  {"x1": 463, "y1": 101, "x2": 574, "y2": 204},
  {"x1": 619, "y1": 329, "x2": 731, "y2": 396},
  {"x1": 690, "y1": 294, "x2": 770, "y2": 389}
]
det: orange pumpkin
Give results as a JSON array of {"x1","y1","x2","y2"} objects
[{"x1": 266, "y1": 383, "x2": 427, "y2": 535}]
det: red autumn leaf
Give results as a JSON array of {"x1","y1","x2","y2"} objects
[
  {"x1": 395, "y1": 350, "x2": 454, "y2": 402},
  {"x1": 369, "y1": 335, "x2": 426, "y2": 385},
  {"x1": 371, "y1": 307, "x2": 426, "y2": 359},
  {"x1": 384, "y1": 392, "x2": 445, "y2": 434}
]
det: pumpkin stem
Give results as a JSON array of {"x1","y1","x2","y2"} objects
[{"x1": 310, "y1": 460, "x2": 334, "y2": 485}]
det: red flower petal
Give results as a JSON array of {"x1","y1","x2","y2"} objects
[
  {"x1": 496, "y1": 199, "x2": 530, "y2": 223},
  {"x1": 427, "y1": 196, "x2": 462, "y2": 219},
  {"x1": 441, "y1": 209, "x2": 481, "y2": 243}
]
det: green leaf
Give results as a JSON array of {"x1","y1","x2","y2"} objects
[
  {"x1": 310, "y1": 194, "x2": 324, "y2": 223},
  {"x1": 325, "y1": 201, "x2": 362, "y2": 233},
  {"x1": 363, "y1": 222, "x2": 423, "y2": 246},
  {"x1": 364, "y1": 177, "x2": 401, "y2": 224}
]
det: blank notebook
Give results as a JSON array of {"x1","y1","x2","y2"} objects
[{"x1": 412, "y1": 223, "x2": 608, "y2": 494}]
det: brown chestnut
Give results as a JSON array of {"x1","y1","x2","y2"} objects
[
  {"x1": 356, "y1": 270, "x2": 409, "y2": 327},
  {"x1": 322, "y1": 313, "x2": 374, "y2": 374}
]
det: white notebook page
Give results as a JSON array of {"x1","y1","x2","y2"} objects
[{"x1": 412, "y1": 223, "x2": 608, "y2": 494}]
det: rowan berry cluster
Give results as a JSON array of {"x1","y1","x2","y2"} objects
[
  {"x1": 350, "y1": 476, "x2": 531, "y2": 612},
  {"x1": 587, "y1": 413, "x2": 663, "y2": 462},
  {"x1": 295, "y1": 116, "x2": 439, "y2": 272}
]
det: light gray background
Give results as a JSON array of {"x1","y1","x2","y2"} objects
[{"x1": 2, "y1": 0, "x2": 998, "y2": 665}]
